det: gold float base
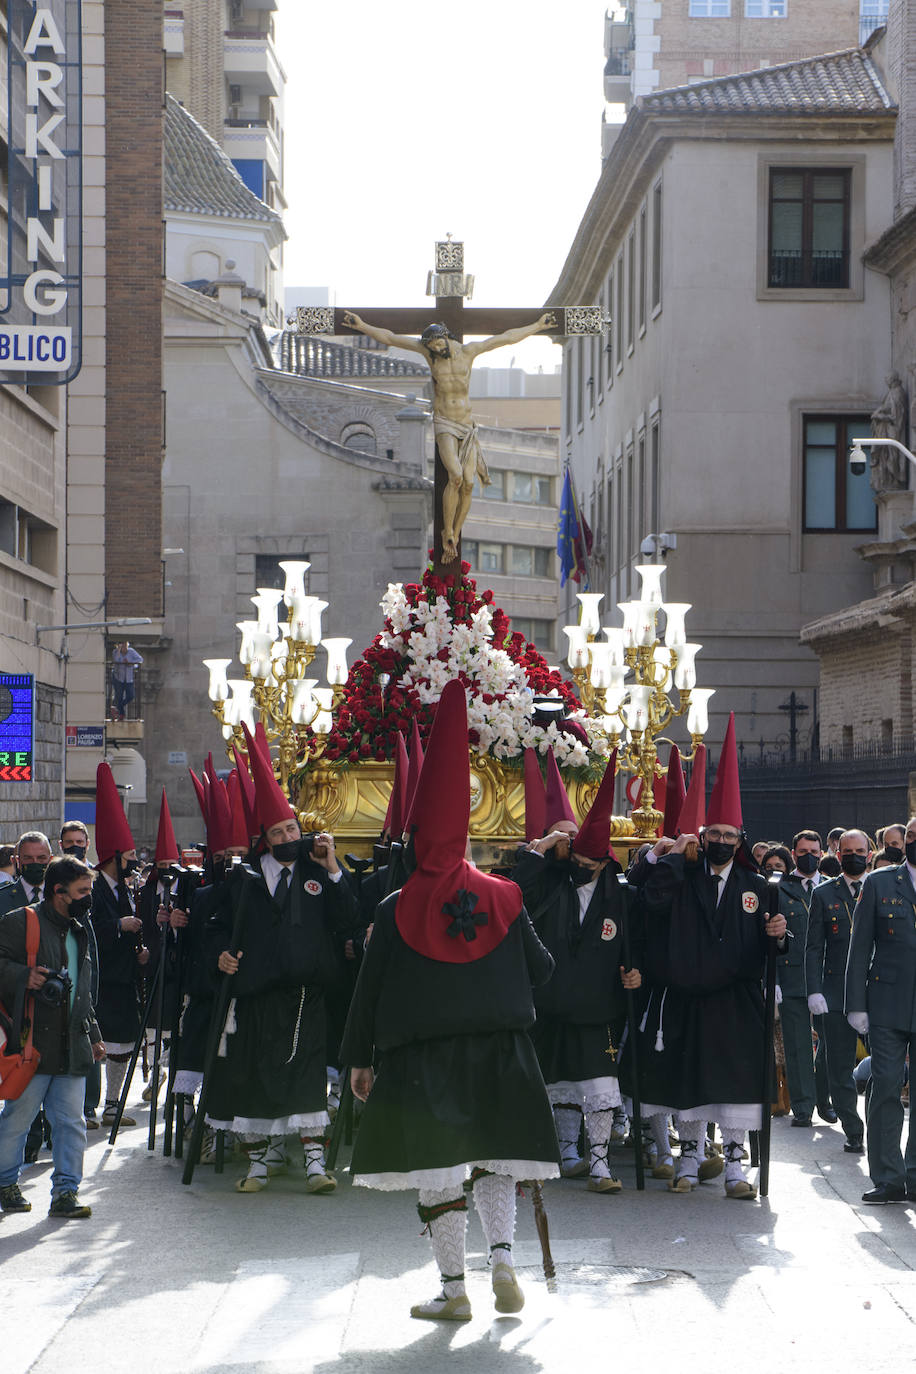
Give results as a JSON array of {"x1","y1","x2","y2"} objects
[{"x1": 295, "y1": 753, "x2": 639, "y2": 867}]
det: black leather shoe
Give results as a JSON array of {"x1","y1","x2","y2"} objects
[
  {"x1": 862, "y1": 1184, "x2": 906, "y2": 1204},
  {"x1": 817, "y1": 1106, "x2": 839, "y2": 1124},
  {"x1": 844, "y1": 1139, "x2": 865, "y2": 1154},
  {"x1": 791, "y1": 1115, "x2": 813, "y2": 1127}
]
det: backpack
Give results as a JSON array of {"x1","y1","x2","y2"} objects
[{"x1": 0, "y1": 907, "x2": 42, "y2": 1100}]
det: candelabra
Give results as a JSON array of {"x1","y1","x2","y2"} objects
[
  {"x1": 561, "y1": 564, "x2": 713, "y2": 837},
  {"x1": 202, "y1": 561, "x2": 350, "y2": 795}
]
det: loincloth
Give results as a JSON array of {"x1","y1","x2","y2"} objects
[{"x1": 434, "y1": 416, "x2": 490, "y2": 485}]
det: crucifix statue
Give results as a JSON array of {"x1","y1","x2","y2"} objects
[{"x1": 288, "y1": 239, "x2": 605, "y2": 578}]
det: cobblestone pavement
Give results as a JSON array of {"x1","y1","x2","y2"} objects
[{"x1": 4, "y1": 1093, "x2": 916, "y2": 1374}]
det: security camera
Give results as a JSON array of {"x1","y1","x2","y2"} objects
[
  {"x1": 849, "y1": 444, "x2": 868, "y2": 477},
  {"x1": 639, "y1": 535, "x2": 657, "y2": 557}
]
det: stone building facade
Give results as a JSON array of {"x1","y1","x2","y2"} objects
[{"x1": 552, "y1": 44, "x2": 896, "y2": 770}]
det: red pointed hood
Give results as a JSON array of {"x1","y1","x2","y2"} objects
[
  {"x1": 384, "y1": 733, "x2": 410, "y2": 839},
  {"x1": 94, "y1": 761, "x2": 135, "y2": 864},
  {"x1": 396, "y1": 679, "x2": 521, "y2": 963},
  {"x1": 523, "y1": 748, "x2": 547, "y2": 843},
  {"x1": 572, "y1": 750, "x2": 619, "y2": 860},
  {"x1": 676, "y1": 744, "x2": 707, "y2": 836},
  {"x1": 203, "y1": 754, "x2": 233, "y2": 853},
  {"x1": 231, "y1": 743, "x2": 258, "y2": 839},
  {"x1": 663, "y1": 747, "x2": 687, "y2": 836},
  {"x1": 241, "y1": 722, "x2": 296, "y2": 832},
  {"x1": 188, "y1": 768, "x2": 208, "y2": 828},
  {"x1": 154, "y1": 789, "x2": 180, "y2": 864},
  {"x1": 706, "y1": 713, "x2": 742, "y2": 831},
  {"x1": 226, "y1": 771, "x2": 250, "y2": 850},
  {"x1": 544, "y1": 749, "x2": 576, "y2": 829},
  {"x1": 405, "y1": 717, "x2": 425, "y2": 820}
]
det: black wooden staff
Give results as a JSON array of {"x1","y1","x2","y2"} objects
[
  {"x1": 147, "y1": 870, "x2": 182, "y2": 1151},
  {"x1": 758, "y1": 874, "x2": 781, "y2": 1197},
  {"x1": 181, "y1": 863, "x2": 255, "y2": 1186},
  {"x1": 620, "y1": 898, "x2": 645, "y2": 1191}
]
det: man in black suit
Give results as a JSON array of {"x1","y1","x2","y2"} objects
[{"x1": 0, "y1": 831, "x2": 52, "y2": 919}]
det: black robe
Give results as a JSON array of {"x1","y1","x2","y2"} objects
[
  {"x1": 204, "y1": 857, "x2": 358, "y2": 1126},
  {"x1": 511, "y1": 851, "x2": 642, "y2": 1083},
  {"x1": 339, "y1": 893, "x2": 560, "y2": 1179},
  {"x1": 176, "y1": 880, "x2": 221, "y2": 1076},
  {"x1": 90, "y1": 874, "x2": 142, "y2": 1044},
  {"x1": 632, "y1": 853, "x2": 771, "y2": 1112}
]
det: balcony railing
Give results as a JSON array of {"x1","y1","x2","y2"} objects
[{"x1": 768, "y1": 248, "x2": 848, "y2": 289}]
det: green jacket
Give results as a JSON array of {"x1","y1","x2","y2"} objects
[
  {"x1": 775, "y1": 874, "x2": 814, "y2": 999},
  {"x1": 845, "y1": 864, "x2": 916, "y2": 1031},
  {"x1": 0, "y1": 900, "x2": 101, "y2": 1076}
]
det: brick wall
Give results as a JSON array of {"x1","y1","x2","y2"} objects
[
  {"x1": 104, "y1": 1, "x2": 164, "y2": 618},
  {"x1": 817, "y1": 624, "x2": 912, "y2": 749}
]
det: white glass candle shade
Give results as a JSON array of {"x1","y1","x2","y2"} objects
[
  {"x1": 278, "y1": 560, "x2": 311, "y2": 608},
  {"x1": 673, "y1": 643, "x2": 701, "y2": 691},
  {"x1": 251, "y1": 588, "x2": 284, "y2": 636},
  {"x1": 248, "y1": 632, "x2": 275, "y2": 681},
  {"x1": 621, "y1": 685, "x2": 651, "y2": 731},
  {"x1": 635, "y1": 601, "x2": 657, "y2": 647},
  {"x1": 203, "y1": 658, "x2": 231, "y2": 702},
  {"x1": 321, "y1": 637, "x2": 352, "y2": 686},
  {"x1": 312, "y1": 686, "x2": 334, "y2": 734},
  {"x1": 576, "y1": 591, "x2": 604, "y2": 637},
  {"x1": 602, "y1": 686, "x2": 628, "y2": 718},
  {"x1": 235, "y1": 621, "x2": 258, "y2": 667},
  {"x1": 618, "y1": 601, "x2": 641, "y2": 649},
  {"x1": 635, "y1": 563, "x2": 666, "y2": 607},
  {"x1": 662, "y1": 603, "x2": 691, "y2": 649},
  {"x1": 588, "y1": 641, "x2": 614, "y2": 689},
  {"x1": 289, "y1": 678, "x2": 318, "y2": 726},
  {"x1": 686, "y1": 687, "x2": 715, "y2": 737},
  {"x1": 226, "y1": 679, "x2": 256, "y2": 731},
  {"x1": 603, "y1": 626, "x2": 627, "y2": 666},
  {"x1": 562, "y1": 624, "x2": 590, "y2": 670}
]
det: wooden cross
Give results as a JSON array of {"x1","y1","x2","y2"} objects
[{"x1": 288, "y1": 240, "x2": 605, "y2": 580}]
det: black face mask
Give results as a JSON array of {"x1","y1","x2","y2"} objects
[
  {"x1": 884, "y1": 845, "x2": 904, "y2": 864},
  {"x1": 570, "y1": 860, "x2": 597, "y2": 887},
  {"x1": 796, "y1": 852, "x2": 819, "y2": 875},
  {"x1": 271, "y1": 839, "x2": 301, "y2": 864},
  {"x1": 120, "y1": 858, "x2": 140, "y2": 877},
  {"x1": 20, "y1": 862, "x2": 48, "y2": 887},
  {"x1": 840, "y1": 853, "x2": 868, "y2": 877},
  {"x1": 906, "y1": 840, "x2": 916, "y2": 867},
  {"x1": 61, "y1": 844, "x2": 87, "y2": 861},
  {"x1": 67, "y1": 894, "x2": 93, "y2": 919},
  {"x1": 705, "y1": 840, "x2": 736, "y2": 867}
]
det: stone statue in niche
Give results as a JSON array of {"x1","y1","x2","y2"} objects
[{"x1": 869, "y1": 371, "x2": 909, "y2": 491}]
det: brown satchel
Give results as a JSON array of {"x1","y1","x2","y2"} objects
[{"x1": 0, "y1": 906, "x2": 42, "y2": 1099}]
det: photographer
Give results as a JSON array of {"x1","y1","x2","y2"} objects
[{"x1": 0, "y1": 857, "x2": 105, "y2": 1219}]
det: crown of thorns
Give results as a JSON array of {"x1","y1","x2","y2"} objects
[{"x1": 420, "y1": 323, "x2": 456, "y2": 344}]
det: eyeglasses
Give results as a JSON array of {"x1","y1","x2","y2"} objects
[{"x1": 705, "y1": 829, "x2": 740, "y2": 844}]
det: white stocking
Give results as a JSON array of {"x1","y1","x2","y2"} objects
[
  {"x1": 300, "y1": 1134, "x2": 328, "y2": 1179},
  {"x1": 473, "y1": 1172, "x2": 516, "y2": 1266},
  {"x1": 418, "y1": 1189, "x2": 468, "y2": 1298},
  {"x1": 675, "y1": 1116, "x2": 702, "y2": 1181},
  {"x1": 242, "y1": 1138, "x2": 269, "y2": 1184},
  {"x1": 553, "y1": 1104, "x2": 583, "y2": 1163},
  {"x1": 650, "y1": 1112, "x2": 673, "y2": 1163},
  {"x1": 722, "y1": 1129, "x2": 747, "y2": 1183},
  {"x1": 585, "y1": 1108, "x2": 614, "y2": 1179},
  {"x1": 104, "y1": 1057, "x2": 128, "y2": 1107}
]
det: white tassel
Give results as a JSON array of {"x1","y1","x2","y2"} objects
[
  {"x1": 218, "y1": 998, "x2": 237, "y2": 1059},
  {"x1": 654, "y1": 989, "x2": 667, "y2": 1052}
]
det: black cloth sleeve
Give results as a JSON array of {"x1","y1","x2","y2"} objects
[
  {"x1": 519, "y1": 906, "x2": 554, "y2": 988},
  {"x1": 338, "y1": 895, "x2": 396, "y2": 1066}
]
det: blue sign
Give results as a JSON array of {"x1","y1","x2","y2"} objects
[
  {"x1": 2, "y1": 0, "x2": 83, "y2": 385},
  {"x1": 0, "y1": 673, "x2": 34, "y2": 780}
]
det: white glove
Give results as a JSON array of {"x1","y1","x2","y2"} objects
[
  {"x1": 807, "y1": 994, "x2": 829, "y2": 1016},
  {"x1": 774, "y1": 985, "x2": 783, "y2": 1005},
  {"x1": 847, "y1": 1012, "x2": 869, "y2": 1035}
]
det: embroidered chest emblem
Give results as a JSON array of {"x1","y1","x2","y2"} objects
[
  {"x1": 303, "y1": 879, "x2": 322, "y2": 896},
  {"x1": 600, "y1": 918, "x2": 617, "y2": 942},
  {"x1": 742, "y1": 892, "x2": 759, "y2": 914}
]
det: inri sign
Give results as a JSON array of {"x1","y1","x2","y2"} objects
[{"x1": 1, "y1": 2, "x2": 82, "y2": 383}]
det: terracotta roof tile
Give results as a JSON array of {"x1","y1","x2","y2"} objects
[{"x1": 164, "y1": 93, "x2": 282, "y2": 223}]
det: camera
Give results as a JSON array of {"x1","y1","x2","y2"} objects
[
  {"x1": 849, "y1": 444, "x2": 868, "y2": 477},
  {"x1": 35, "y1": 966, "x2": 73, "y2": 1007}
]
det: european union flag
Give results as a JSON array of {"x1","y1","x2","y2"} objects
[{"x1": 557, "y1": 468, "x2": 582, "y2": 588}]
